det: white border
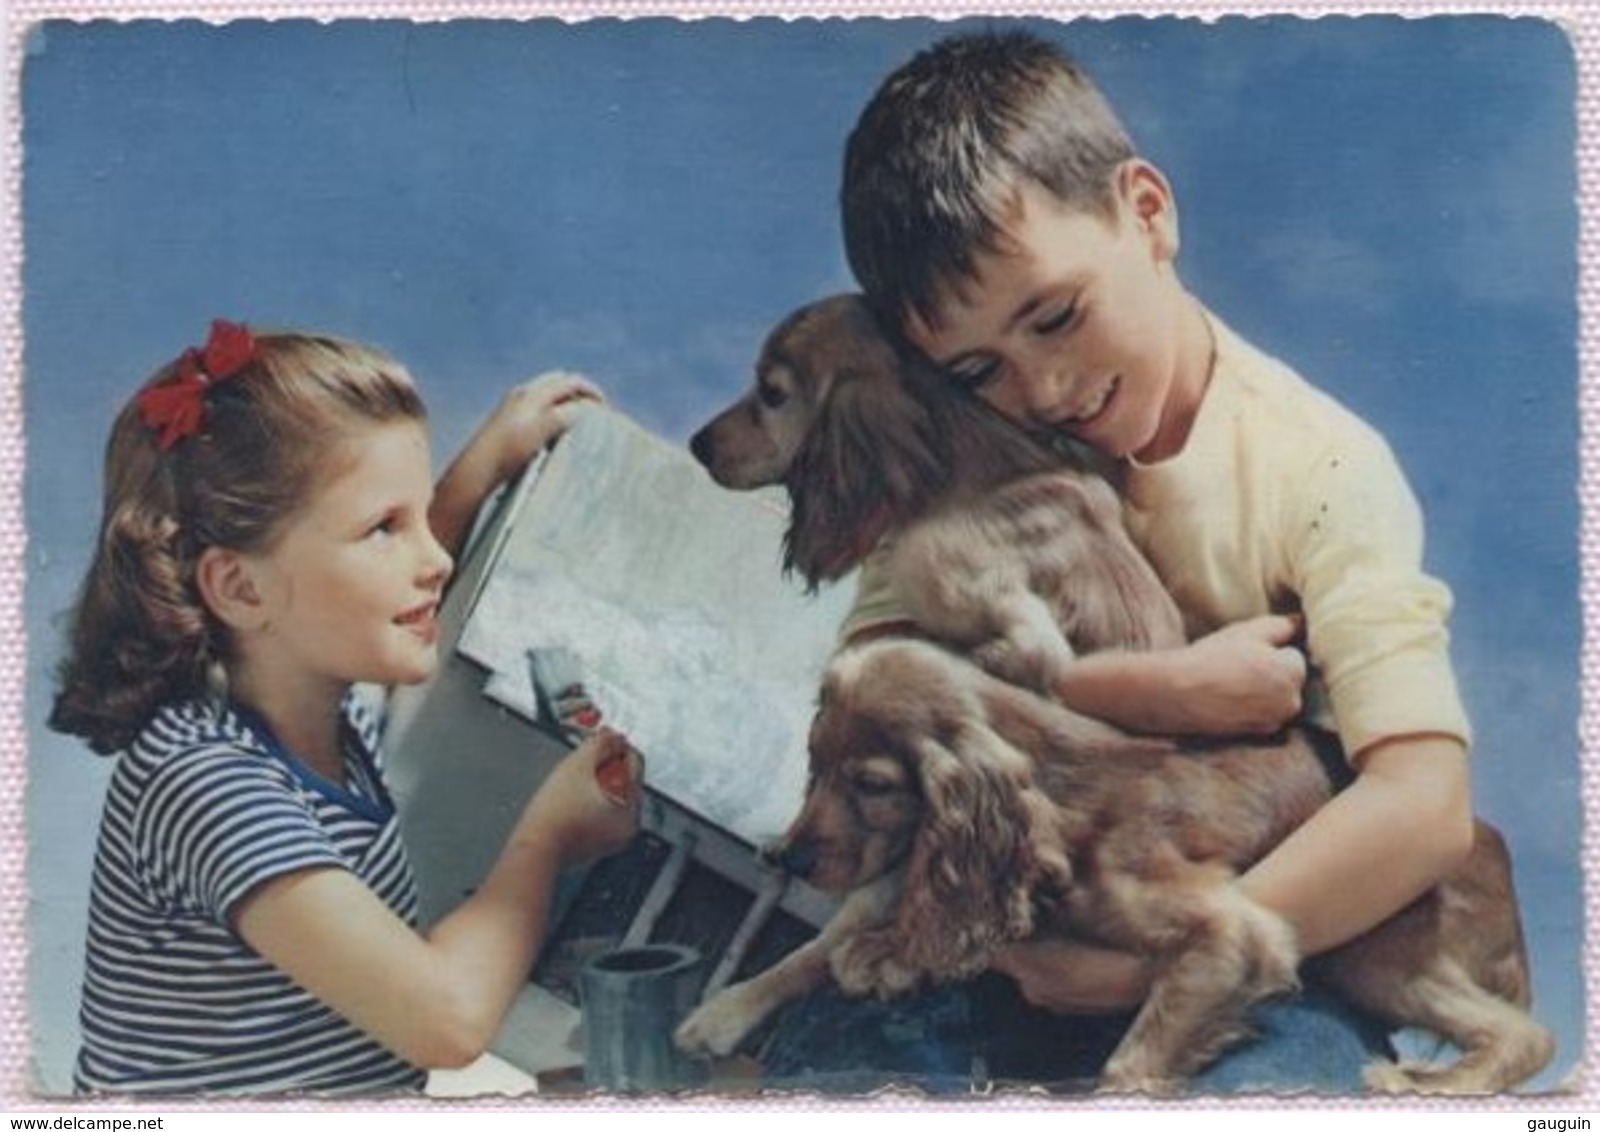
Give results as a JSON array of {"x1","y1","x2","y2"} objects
[{"x1": 0, "y1": 0, "x2": 1590, "y2": 1114}]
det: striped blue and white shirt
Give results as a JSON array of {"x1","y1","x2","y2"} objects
[{"x1": 75, "y1": 695, "x2": 427, "y2": 1096}]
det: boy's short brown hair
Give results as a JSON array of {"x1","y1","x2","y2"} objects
[{"x1": 841, "y1": 30, "x2": 1135, "y2": 330}]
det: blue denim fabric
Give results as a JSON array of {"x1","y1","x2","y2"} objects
[
  {"x1": 1188, "y1": 991, "x2": 1394, "y2": 1094},
  {"x1": 759, "y1": 983, "x2": 978, "y2": 1095},
  {"x1": 759, "y1": 976, "x2": 1393, "y2": 1096}
]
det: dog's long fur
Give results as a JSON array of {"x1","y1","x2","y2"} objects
[
  {"x1": 766, "y1": 640, "x2": 1551, "y2": 1092},
  {"x1": 678, "y1": 294, "x2": 1553, "y2": 1092}
]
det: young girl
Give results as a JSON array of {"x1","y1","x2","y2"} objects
[{"x1": 50, "y1": 320, "x2": 639, "y2": 1095}]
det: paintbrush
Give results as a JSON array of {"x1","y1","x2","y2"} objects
[{"x1": 528, "y1": 645, "x2": 641, "y2": 806}]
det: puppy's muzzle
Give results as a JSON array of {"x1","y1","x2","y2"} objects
[
  {"x1": 688, "y1": 427, "x2": 716, "y2": 469},
  {"x1": 762, "y1": 838, "x2": 818, "y2": 881}
]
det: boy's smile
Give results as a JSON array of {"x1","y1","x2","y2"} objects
[{"x1": 904, "y1": 164, "x2": 1214, "y2": 464}]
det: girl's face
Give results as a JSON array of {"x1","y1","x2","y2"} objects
[
  {"x1": 904, "y1": 167, "x2": 1207, "y2": 464},
  {"x1": 244, "y1": 419, "x2": 453, "y2": 698}
]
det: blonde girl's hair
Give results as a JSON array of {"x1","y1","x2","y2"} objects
[{"x1": 49, "y1": 330, "x2": 427, "y2": 755}]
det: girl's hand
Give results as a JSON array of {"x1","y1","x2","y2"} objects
[
  {"x1": 516, "y1": 728, "x2": 641, "y2": 868},
  {"x1": 478, "y1": 371, "x2": 605, "y2": 485},
  {"x1": 1165, "y1": 614, "x2": 1307, "y2": 735},
  {"x1": 431, "y1": 372, "x2": 605, "y2": 557}
]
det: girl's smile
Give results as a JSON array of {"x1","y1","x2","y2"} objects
[{"x1": 393, "y1": 597, "x2": 442, "y2": 645}]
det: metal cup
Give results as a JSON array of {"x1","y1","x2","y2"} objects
[{"x1": 578, "y1": 943, "x2": 709, "y2": 1092}]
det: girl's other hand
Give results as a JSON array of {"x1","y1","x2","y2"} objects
[
  {"x1": 517, "y1": 728, "x2": 640, "y2": 868},
  {"x1": 482, "y1": 371, "x2": 605, "y2": 484}
]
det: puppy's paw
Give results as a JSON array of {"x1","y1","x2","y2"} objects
[
  {"x1": 1362, "y1": 1057, "x2": 1488, "y2": 1096},
  {"x1": 1099, "y1": 1058, "x2": 1182, "y2": 1097},
  {"x1": 1239, "y1": 900, "x2": 1302, "y2": 1001},
  {"x1": 969, "y1": 638, "x2": 1049, "y2": 693},
  {"x1": 674, "y1": 983, "x2": 767, "y2": 1058},
  {"x1": 831, "y1": 930, "x2": 920, "y2": 998},
  {"x1": 1363, "y1": 1059, "x2": 1423, "y2": 1094}
]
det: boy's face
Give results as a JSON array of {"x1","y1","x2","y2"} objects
[{"x1": 904, "y1": 163, "x2": 1210, "y2": 464}]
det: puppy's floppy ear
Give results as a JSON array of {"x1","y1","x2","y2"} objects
[
  {"x1": 783, "y1": 349, "x2": 954, "y2": 589},
  {"x1": 891, "y1": 720, "x2": 1073, "y2": 980}
]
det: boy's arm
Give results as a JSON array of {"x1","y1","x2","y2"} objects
[
  {"x1": 991, "y1": 936, "x2": 1151, "y2": 1013},
  {"x1": 1237, "y1": 732, "x2": 1472, "y2": 954},
  {"x1": 846, "y1": 544, "x2": 1307, "y2": 740},
  {"x1": 1006, "y1": 444, "x2": 1473, "y2": 997},
  {"x1": 1052, "y1": 613, "x2": 1308, "y2": 737},
  {"x1": 1240, "y1": 425, "x2": 1473, "y2": 947},
  {"x1": 429, "y1": 372, "x2": 603, "y2": 558}
]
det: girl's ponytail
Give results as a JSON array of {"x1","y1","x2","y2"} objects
[{"x1": 51, "y1": 483, "x2": 216, "y2": 754}]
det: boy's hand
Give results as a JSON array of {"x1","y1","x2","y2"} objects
[
  {"x1": 1168, "y1": 614, "x2": 1307, "y2": 735},
  {"x1": 517, "y1": 728, "x2": 640, "y2": 868},
  {"x1": 479, "y1": 371, "x2": 605, "y2": 484}
]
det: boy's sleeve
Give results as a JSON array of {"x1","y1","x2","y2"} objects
[
  {"x1": 132, "y1": 746, "x2": 348, "y2": 923},
  {"x1": 1288, "y1": 431, "x2": 1472, "y2": 759}
]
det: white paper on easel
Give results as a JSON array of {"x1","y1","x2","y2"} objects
[{"x1": 457, "y1": 405, "x2": 856, "y2": 845}]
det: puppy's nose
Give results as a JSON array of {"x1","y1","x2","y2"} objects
[
  {"x1": 764, "y1": 839, "x2": 818, "y2": 880},
  {"x1": 688, "y1": 428, "x2": 715, "y2": 468}
]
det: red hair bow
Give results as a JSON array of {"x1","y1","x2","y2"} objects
[{"x1": 136, "y1": 320, "x2": 258, "y2": 450}]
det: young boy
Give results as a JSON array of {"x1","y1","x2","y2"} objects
[{"x1": 836, "y1": 30, "x2": 1475, "y2": 1090}]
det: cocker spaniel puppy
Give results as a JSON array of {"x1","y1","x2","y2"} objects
[
  {"x1": 682, "y1": 639, "x2": 1551, "y2": 1092},
  {"x1": 679, "y1": 294, "x2": 1552, "y2": 1092}
]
